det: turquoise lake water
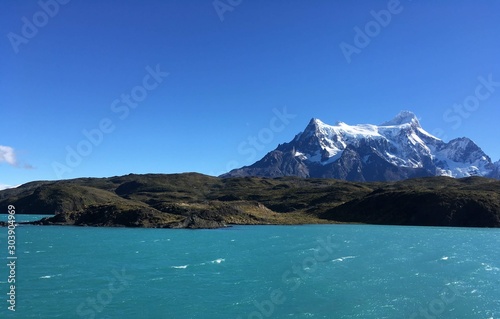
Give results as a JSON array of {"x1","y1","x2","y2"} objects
[{"x1": 0, "y1": 215, "x2": 499, "y2": 318}]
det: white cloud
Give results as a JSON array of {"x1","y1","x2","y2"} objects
[
  {"x1": 0, "y1": 183, "x2": 21, "y2": 190},
  {"x1": 0, "y1": 145, "x2": 32, "y2": 169},
  {"x1": 0, "y1": 184, "x2": 13, "y2": 190},
  {"x1": 0, "y1": 145, "x2": 17, "y2": 166}
]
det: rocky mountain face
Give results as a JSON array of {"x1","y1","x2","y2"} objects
[
  {"x1": 490, "y1": 161, "x2": 500, "y2": 179},
  {"x1": 223, "y1": 111, "x2": 499, "y2": 182}
]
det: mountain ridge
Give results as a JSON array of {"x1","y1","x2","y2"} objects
[
  {"x1": 223, "y1": 111, "x2": 499, "y2": 181},
  {"x1": 1, "y1": 173, "x2": 499, "y2": 228}
]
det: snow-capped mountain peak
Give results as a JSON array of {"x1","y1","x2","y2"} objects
[
  {"x1": 223, "y1": 112, "x2": 497, "y2": 182},
  {"x1": 292, "y1": 111, "x2": 438, "y2": 169},
  {"x1": 381, "y1": 110, "x2": 420, "y2": 127}
]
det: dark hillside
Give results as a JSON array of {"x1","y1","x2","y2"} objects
[{"x1": 1, "y1": 174, "x2": 498, "y2": 228}]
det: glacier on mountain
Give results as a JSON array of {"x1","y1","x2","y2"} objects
[{"x1": 223, "y1": 111, "x2": 498, "y2": 181}]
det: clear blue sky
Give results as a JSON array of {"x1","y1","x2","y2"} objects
[{"x1": 1, "y1": 0, "x2": 500, "y2": 188}]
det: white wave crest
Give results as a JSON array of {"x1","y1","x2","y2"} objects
[{"x1": 171, "y1": 265, "x2": 188, "y2": 269}]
